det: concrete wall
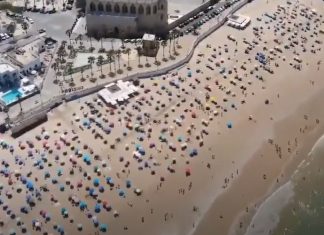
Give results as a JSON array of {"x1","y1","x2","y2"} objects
[{"x1": 11, "y1": 110, "x2": 48, "y2": 137}]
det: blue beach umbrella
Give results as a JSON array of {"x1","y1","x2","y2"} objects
[
  {"x1": 79, "y1": 201, "x2": 87, "y2": 210},
  {"x1": 118, "y1": 190, "x2": 126, "y2": 198},
  {"x1": 99, "y1": 224, "x2": 108, "y2": 233},
  {"x1": 126, "y1": 180, "x2": 132, "y2": 188},
  {"x1": 26, "y1": 181, "x2": 34, "y2": 191},
  {"x1": 93, "y1": 178, "x2": 100, "y2": 187},
  {"x1": 59, "y1": 185, "x2": 65, "y2": 192},
  {"x1": 94, "y1": 203, "x2": 101, "y2": 213},
  {"x1": 227, "y1": 121, "x2": 233, "y2": 128},
  {"x1": 99, "y1": 186, "x2": 105, "y2": 193}
]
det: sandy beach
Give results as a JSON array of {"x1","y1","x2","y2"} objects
[{"x1": 0, "y1": 0, "x2": 323, "y2": 234}]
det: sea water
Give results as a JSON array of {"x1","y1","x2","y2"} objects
[{"x1": 245, "y1": 135, "x2": 324, "y2": 235}]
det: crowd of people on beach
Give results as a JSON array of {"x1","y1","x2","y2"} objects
[{"x1": 0, "y1": 0, "x2": 323, "y2": 234}]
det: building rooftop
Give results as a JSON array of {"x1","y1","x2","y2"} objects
[
  {"x1": 10, "y1": 39, "x2": 41, "y2": 66},
  {"x1": 0, "y1": 63, "x2": 17, "y2": 73}
]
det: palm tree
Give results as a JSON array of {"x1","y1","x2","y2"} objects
[
  {"x1": 80, "y1": 67, "x2": 85, "y2": 82},
  {"x1": 106, "y1": 50, "x2": 114, "y2": 76},
  {"x1": 66, "y1": 29, "x2": 72, "y2": 48},
  {"x1": 121, "y1": 38, "x2": 125, "y2": 49},
  {"x1": 88, "y1": 56, "x2": 96, "y2": 78},
  {"x1": 136, "y1": 46, "x2": 142, "y2": 68},
  {"x1": 161, "y1": 40, "x2": 167, "y2": 61},
  {"x1": 89, "y1": 36, "x2": 94, "y2": 52},
  {"x1": 52, "y1": 62, "x2": 59, "y2": 83},
  {"x1": 115, "y1": 50, "x2": 122, "y2": 74},
  {"x1": 154, "y1": 41, "x2": 160, "y2": 66},
  {"x1": 68, "y1": 65, "x2": 73, "y2": 81},
  {"x1": 168, "y1": 32, "x2": 173, "y2": 57},
  {"x1": 125, "y1": 48, "x2": 131, "y2": 70},
  {"x1": 97, "y1": 55, "x2": 105, "y2": 78},
  {"x1": 99, "y1": 37, "x2": 104, "y2": 52}
]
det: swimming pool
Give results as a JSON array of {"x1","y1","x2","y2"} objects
[{"x1": 1, "y1": 89, "x2": 23, "y2": 105}]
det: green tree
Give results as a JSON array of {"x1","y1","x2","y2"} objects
[
  {"x1": 6, "y1": 22, "x2": 16, "y2": 34},
  {"x1": 80, "y1": 67, "x2": 85, "y2": 82},
  {"x1": 115, "y1": 50, "x2": 122, "y2": 73},
  {"x1": 136, "y1": 46, "x2": 142, "y2": 68},
  {"x1": 89, "y1": 36, "x2": 94, "y2": 51},
  {"x1": 88, "y1": 56, "x2": 96, "y2": 78},
  {"x1": 125, "y1": 48, "x2": 131, "y2": 70},
  {"x1": 106, "y1": 50, "x2": 114, "y2": 76},
  {"x1": 161, "y1": 40, "x2": 167, "y2": 61},
  {"x1": 97, "y1": 55, "x2": 105, "y2": 78}
]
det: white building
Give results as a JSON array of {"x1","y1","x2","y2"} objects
[
  {"x1": 0, "y1": 60, "x2": 20, "y2": 87},
  {"x1": 7, "y1": 40, "x2": 43, "y2": 76},
  {"x1": 86, "y1": 0, "x2": 168, "y2": 38}
]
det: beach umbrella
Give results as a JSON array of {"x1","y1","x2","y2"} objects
[
  {"x1": 134, "y1": 188, "x2": 142, "y2": 196},
  {"x1": 94, "y1": 203, "x2": 101, "y2": 213},
  {"x1": 227, "y1": 121, "x2": 233, "y2": 128},
  {"x1": 59, "y1": 185, "x2": 65, "y2": 192},
  {"x1": 126, "y1": 180, "x2": 132, "y2": 188},
  {"x1": 99, "y1": 186, "x2": 105, "y2": 193},
  {"x1": 26, "y1": 181, "x2": 34, "y2": 191},
  {"x1": 93, "y1": 178, "x2": 100, "y2": 187},
  {"x1": 99, "y1": 223, "x2": 108, "y2": 233},
  {"x1": 57, "y1": 226, "x2": 65, "y2": 235},
  {"x1": 189, "y1": 148, "x2": 198, "y2": 157},
  {"x1": 52, "y1": 178, "x2": 58, "y2": 184},
  {"x1": 92, "y1": 216, "x2": 99, "y2": 226},
  {"x1": 20, "y1": 206, "x2": 29, "y2": 214},
  {"x1": 185, "y1": 168, "x2": 191, "y2": 176},
  {"x1": 118, "y1": 190, "x2": 126, "y2": 198},
  {"x1": 77, "y1": 223, "x2": 83, "y2": 231},
  {"x1": 79, "y1": 201, "x2": 87, "y2": 210}
]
